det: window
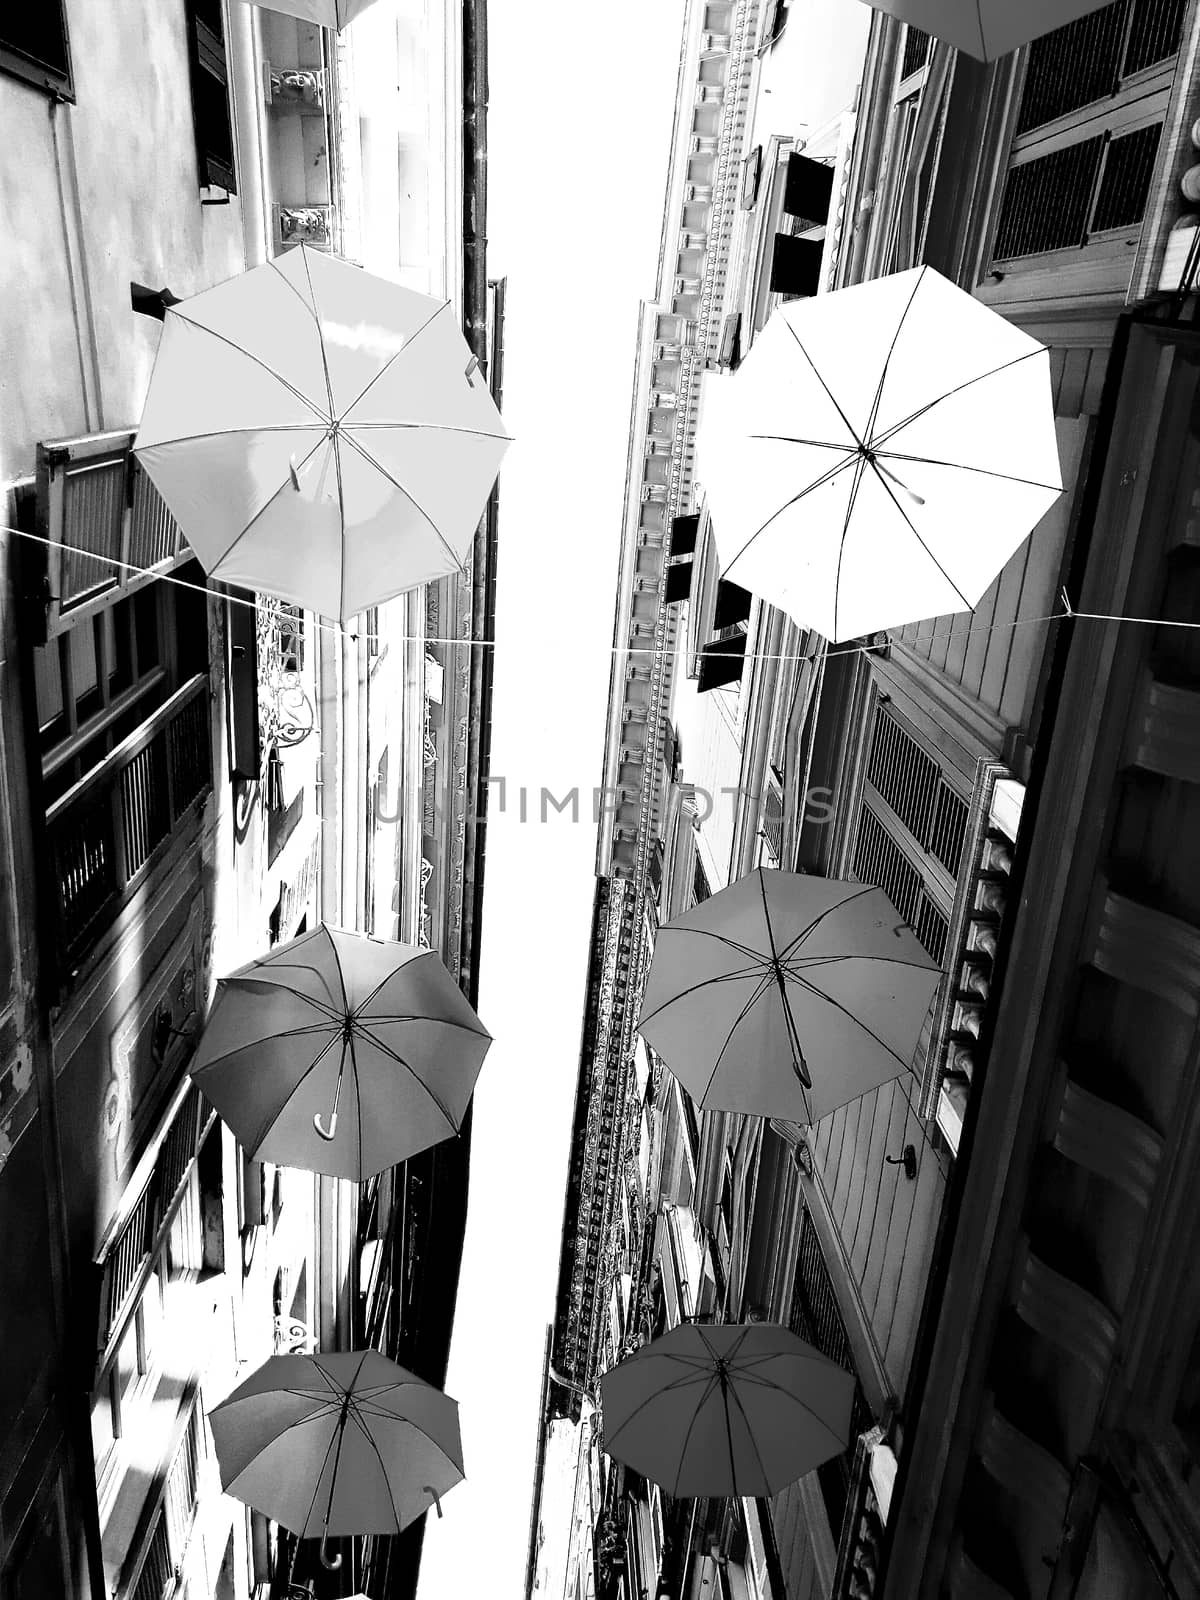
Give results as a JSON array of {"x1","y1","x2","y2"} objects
[
  {"x1": 988, "y1": 0, "x2": 1184, "y2": 269},
  {"x1": 184, "y1": 0, "x2": 237, "y2": 193},
  {"x1": 665, "y1": 514, "x2": 698, "y2": 604},
  {"x1": 0, "y1": 5, "x2": 73, "y2": 100},
  {"x1": 850, "y1": 699, "x2": 968, "y2": 966}
]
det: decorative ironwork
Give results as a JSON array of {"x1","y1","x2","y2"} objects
[{"x1": 256, "y1": 595, "x2": 316, "y2": 751}]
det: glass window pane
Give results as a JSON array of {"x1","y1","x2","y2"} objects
[
  {"x1": 69, "y1": 621, "x2": 101, "y2": 721},
  {"x1": 90, "y1": 1380, "x2": 115, "y2": 1464},
  {"x1": 33, "y1": 641, "x2": 65, "y2": 735}
]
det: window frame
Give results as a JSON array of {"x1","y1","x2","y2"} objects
[
  {"x1": 0, "y1": 5, "x2": 74, "y2": 102},
  {"x1": 182, "y1": 0, "x2": 238, "y2": 195}
]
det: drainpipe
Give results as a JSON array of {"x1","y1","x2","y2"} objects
[{"x1": 225, "y1": 0, "x2": 272, "y2": 268}]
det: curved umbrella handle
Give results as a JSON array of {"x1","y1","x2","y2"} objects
[
  {"x1": 313, "y1": 1111, "x2": 338, "y2": 1141},
  {"x1": 319, "y1": 1534, "x2": 343, "y2": 1570},
  {"x1": 424, "y1": 1485, "x2": 443, "y2": 1518}
]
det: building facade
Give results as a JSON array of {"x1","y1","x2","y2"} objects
[
  {"x1": 0, "y1": 4, "x2": 498, "y2": 1598},
  {"x1": 535, "y1": 1, "x2": 1200, "y2": 1597}
]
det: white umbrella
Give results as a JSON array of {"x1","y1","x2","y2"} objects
[
  {"x1": 209, "y1": 1350, "x2": 463, "y2": 1568},
  {"x1": 133, "y1": 245, "x2": 510, "y2": 621},
  {"x1": 238, "y1": 0, "x2": 379, "y2": 30},
  {"x1": 190, "y1": 923, "x2": 492, "y2": 1180},
  {"x1": 600, "y1": 1322, "x2": 855, "y2": 1497},
  {"x1": 860, "y1": 0, "x2": 1116, "y2": 61},
  {"x1": 696, "y1": 264, "x2": 1062, "y2": 641},
  {"x1": 638, "y1": 868, "x2": 940, "y2": 1124}
]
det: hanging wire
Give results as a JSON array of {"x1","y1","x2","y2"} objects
[{"x1": 3, "y1": 522, "x2": 1198, "y2": 664}]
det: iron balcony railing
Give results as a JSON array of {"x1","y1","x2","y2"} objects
[
  {"x1": 122, "y1": 1393, "x2": 205, "y2": 1600},
  {"x1": 46, "y1": 674, "x2": 212, "y2": 974}
]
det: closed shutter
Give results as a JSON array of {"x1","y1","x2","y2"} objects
[
  {"x1": 769, "y1": 233, "x2": 824, "y2": 297},
  {"x1": 0, "y1": 4, "x2": 72, "y2": 99},
  {"x1": 990, "y1": 0, "x2": 1183, "y2": 266},
  {"x1": 850, "y1": 699, "x2": 968, "y2": 966},
  {"x1": 697, "y1": 634, "x2": 746, "y2": 692},
  {"x1": 36, "y1": 432, "x2": 191, "y2": 641},
  {"x1": 185, "y1": 0, "x2": 237, "y2": 193},
  {"x1": 782, "y1": 153, "x2": 835, "y2": 226}
]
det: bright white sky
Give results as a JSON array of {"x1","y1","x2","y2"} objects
[{"x1": 417, "y1": 3, "x2": 688, "y2": 1594}]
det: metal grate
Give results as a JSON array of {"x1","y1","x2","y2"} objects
[
  {"x1": 1124, "y1": 0, "x2": 1187, "y2": 74},
  {"x1": 993, "y1": 136, "x2": 1105, "y2": 258},
  {"x1": 1092, "y1": 123, "x2": 1163, "y2": 230},
  {"x1": 901, "y1": 24, "x2": 931, "y2": 78},
  {"x1": 929, "y1": 782, "x2": 969, "y2": 877},
  {"x1": 121, "y1": 741, "x2": 171, "y2": 878},
  {"x1": 130, "y1": 1515, "x2": 172, "y2": 1600},
  {"x1": 128, "y1": 467, "x2": 183, "y2": 573},
  {"x1": 60, "y1": 459, "x2": 125, "y2": 607},
  {"x1": 1016, "y1": 2, "x2": 1128, "y2": 133},
  {"x1": 867, "y1": 706, "x2": 938, "y2": 845},
  {"x1": 107, "y1": 1182, "x2": 154, "y2": 1330},
  {"x1": 913, "y1": 889, "x2": 949, "y2": 966},
  {"x1": 168, "y1": 690, "x2": 212, "y2": 819},
  {"x1": 1016, "y1": 0, "x2": 1185, "y2": 134},
  {"x1": 854, "y1": 803, "x2": 920, "y2": 927}
]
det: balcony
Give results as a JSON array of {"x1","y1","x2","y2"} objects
[{"x1": 46, "y1": 675, "x2": 212, "y2": 976}]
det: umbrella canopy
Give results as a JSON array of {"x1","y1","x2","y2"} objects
[
  {"x1": 696, "y1": 264, "x2": 1062, "y2": 641},
  {"x1": 209, "y1": 1350, "x2": 463, "y2": 1550},
  {"x1": 133, "y1": 245, "x2": 510, "y2": 621},
  {"x1": 637, "y1": 868, "x2": 940, "y2": 1123},
  {"x1": 860, "y1": 0, "x2": 1115, "y2": 61},
  {"x1": 239, "y1": 0, "x2": 378, "y2": 27},
  {"x1": 601, "y1": 1322, "x2": 854, "y2": 1497},
  {"x1": 190, "y1": 923, "x2": 492, "y2": 1180}
]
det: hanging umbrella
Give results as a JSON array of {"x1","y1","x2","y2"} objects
[
  {"x1": 239, "y1": 0, "x2": 378, "y2": 27},
  {"x1": 600, "y1": 1321, "x2": 855, "y2": 1497},
  {"x1": 696, "y1": 264, "x2": 1062, "y2": 641},
  {"x1": 637, "y1": 868, "x2": 939, "y2": 1123},
  {"x1": 209, "y1": 1350, "x2": 463, "y2": 1569},
  {"x1": 190, "y1": 923, "x2": 492, "y2": 1180},
  {"x1": 133, "y1": 245, "x2": 510, "y2": 621},
  {"x1": 859, "y1": 0, "x2": 1115, "y2": 61}
]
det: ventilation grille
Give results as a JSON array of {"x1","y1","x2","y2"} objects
[{"x1": 1016, "y1": 0, "x2": 1185, "y2": 134}]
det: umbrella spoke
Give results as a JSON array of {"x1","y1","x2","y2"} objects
[
  {"x1": 870, "y1": 348, "x2": 1043, "y2": 451},
  {"x1": 724, "y1": 1368, "x2": 773, "y2": 1491},
  {"x1": 776, "y1": 884, "x2": 878, "y2": 959},
  {"x1": 862, "y1": 266, "x2": 925, "y2": 445},
  {"x1": 779, "y1": 318, "x2": 864, "y2": 448},
  {"x1": 700, "y1": 968, "x2": 780, "y2": 1106},
  {"x1": 671, "y1": 1371, "x2": 722, "y2": 1498},
  {"x1": 786, "y1": 971, "x2": 918, "y2": 1069},
  {"x1": 662, "y1": 925, "x2": 776, "y2": 963},
  {"x1": 866, "y1": 463, "x2": 974, "y2": 613},
  {"x1": 343, "y1": 1399, "x2": 405, "y2": 1536},
  {"x1": 756, "y1": 873, "x2": 813, "y2": 1105},
  {"x1": 339, "y1": 431, "x2": 469, "y2": 576},
  {"x1": 191, "y1": 1020, "x2": 337, "y2": 1077},
  {"x1": 359, "y1": 1012, "x2": 490, "y2": 1040},
  {"x1": 169, "y1": 308, "x2": 330, "y2": 425},
  {"x1": 340, "y1": 299, "x2": 451, "y2": 422},
  {"x1": 724, "y1": 448, "x2": 859, "y2": 571},
  {"x1": 351, "y1": 1026, "x2": 458, "y2": 1131},
  {"x1": 873, "y1": 446, "x2": 1062, "y2": 493},
  {"x1": 638, "y1": 962, "x2": 769, "y2": 1030}
]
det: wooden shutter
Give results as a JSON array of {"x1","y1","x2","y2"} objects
[
  {"x1": 0, "y1": 3, "x2": 72, "y2": 99},
  {"x1": 782, "y1": 153, "x2": 834, "y2": 226},
  {"x1": 36, "y1": 432, "x2": 191, "y2": 641},
  {"x1": 184, "y1": 0, "x2": 237, "y2": 193},
  {"x1": 227, "y1": 591, "x2": 261, "y2": 781},
  {"x1": 769, "y1": 234, "x2": 824, "y2": 297}
]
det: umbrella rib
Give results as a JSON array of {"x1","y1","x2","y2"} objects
[
  {"x1": 244, "y1": 955, "x2": 343, "y2": 1013},
  {"x1": 360, "y1": 1011, "x2": 490, "y2": 1040},
  {"x1": 349, "y1": 419, "x2": 509, "y2": 441},
  {"x1": 777, "y1": 885, "x2": 880, "y2": 961},
  {"x1": 246, "y1": 1031, "x2": 346, "y2": 1151},
  {"x1": 872, "y1": 447, "x2": 1062, "y2": 493},
  {"x1": 862, "y1": 265, "x2": 926, "y2": 446},
  {"x1": 340, "y1": 298, "x2": 451, "y2": 421},
  {"x1": 781, "y1": 951, "x2": 937, "y2": 975},
  {"x1": 867, "y1": 460, "x2": 974, "y2": 613},
  {"x1": 756, "y1": 869, "x2": 813, "y2": 1109},
  {"x1": 698, "y1": 969, "x2": 779, "y2": 1107},
  {"x1": 724, "y1": 1372, "x2": 773, "y2": 1492},
  {"x1": 353, "y1": 947, "x2": 433, "y2": 1016},
  {"x1": 779, "y1": 318, "x2": 864, "y2": 448},
  {"x1": 138, "y1": 423, "x2": 331, "y2": 449},
  {"x1": 166, "y1": 308, "x2": 331, "y2": 425},
  {"x1": 637, "y1": 963, "x2": 768, "y2": 1031},
  {"x1": 296, "y1": 250, "x2": 348, "y2": 618},
  {"x1": 673, "y1": 1371, "x2": 722, "y2": 1498},
  {"x1": 192, "y1": 1020, "x2": 336, "y2": 1076},
  {"x1": 786, "y1": 972, "x2": 918, "y2": 1069},
  {"x1": 665, "y1": 925, "x2": 777, "y2": 963},
  {"x1": 723, "y1": 450, "x2": 859, "y2": 572},
  {"x1": 834, "y1": 450, "x2": 871, "y2": 642},
  {"x1": 204, "y1": 434, "x2": 329, "y2": 574},
  {"x1": 871, "y1": 349, "x2": 1043, "y2": 450},
  {"x1": 338, "y1": 429, "x2": 468, "y2": 575},
  {"x1": 343, "y1": 1399, "x2": 405, "y2": 1536},
  {"x1": 353, "y1": 1026, "x2": 460, "y2": 1132}
]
